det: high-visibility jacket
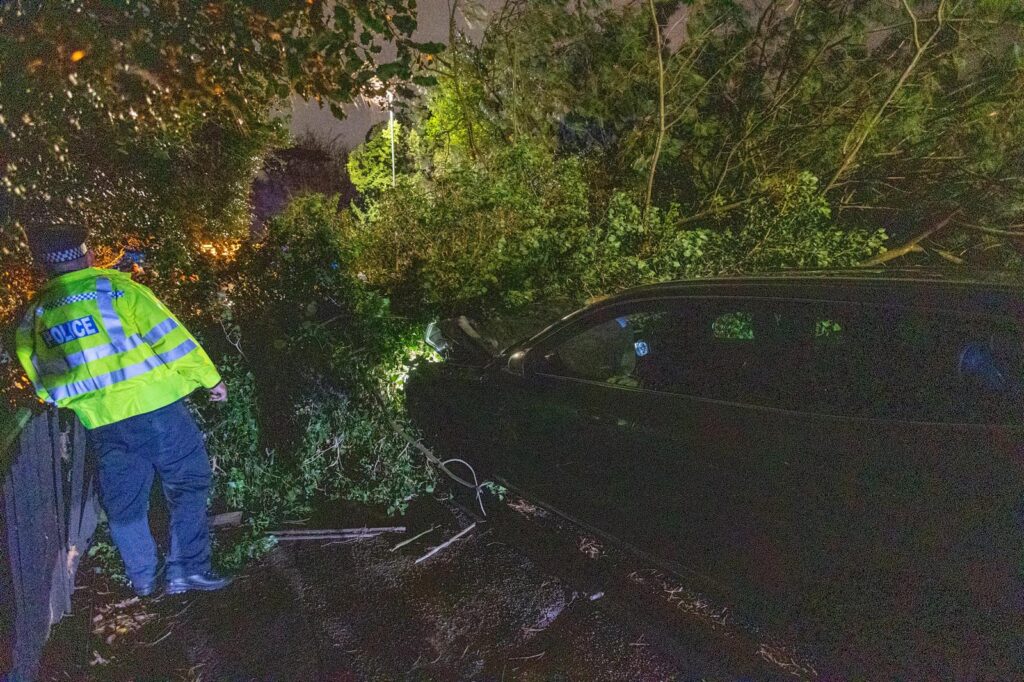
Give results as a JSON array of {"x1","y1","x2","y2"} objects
[{"x1": 15, "y1": 267, "x2": 222, "y2": 429}]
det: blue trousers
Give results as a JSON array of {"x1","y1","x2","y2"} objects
[{"x1": 86, "y1": 400, "x2": 212, "y2": 588}]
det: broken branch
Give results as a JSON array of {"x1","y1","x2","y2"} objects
[{"x1": 859, "y1": 211, "x2": 959, "y2": 266}]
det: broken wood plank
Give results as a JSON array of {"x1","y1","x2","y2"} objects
[
  {"x1": 414, "y1": 523, "x2": 477, "y2": 564},
  {"x1": 270, "y1": 526, "x2": 405, "y2": 536},
  {"x1": 273, "y1": 534, "x2": 391, "y2": 542},
  {"x1": 270, "y1": 526, "x2": 407, "y2": 542}
]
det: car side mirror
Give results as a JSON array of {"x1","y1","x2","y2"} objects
[
  {"x1": 425, "y1": 321, "x2": 451, "y2": 356},
  {"x1": 506, "y1": 350, "x2": 527, "y2": 377}
]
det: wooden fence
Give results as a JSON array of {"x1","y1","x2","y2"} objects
[{"x1": 0, "y1": 409, "x2": 98, "y2": 681}]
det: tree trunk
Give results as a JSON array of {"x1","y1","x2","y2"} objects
[{"x1": 644, "y1": 0, "x2": 667, "y2": 219}]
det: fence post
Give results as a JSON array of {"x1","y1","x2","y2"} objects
[{"x1": 0, "y1": 410, "x2": 97, "y2": 681}]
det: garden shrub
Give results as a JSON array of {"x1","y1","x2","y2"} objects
[{"x1": 222, "y1": 195, "x2": 435, "y2": 518}]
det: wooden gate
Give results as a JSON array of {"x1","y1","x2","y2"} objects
[{"x1": 0, "y1": 409, "x2": 98, "y2": 681}]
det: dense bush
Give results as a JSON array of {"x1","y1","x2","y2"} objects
[
  {"x1": 209, "y1": 196, "x2": 435, "y2": 525},
  {"x1": 351, "y1": 140, "x2": 591, "y2": 316}
]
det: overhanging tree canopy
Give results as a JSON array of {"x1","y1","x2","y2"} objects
[{"x1": 0, "y1": 0, "x2": 437, "y2": 250}]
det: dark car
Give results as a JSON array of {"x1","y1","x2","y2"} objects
[{"x1": 406, "y1": 270, "x2": 1024, "y2": 677}]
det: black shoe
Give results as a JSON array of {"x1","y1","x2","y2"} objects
[{"x1": 165, "y1": 571, "x2": 232, "y2": 595}]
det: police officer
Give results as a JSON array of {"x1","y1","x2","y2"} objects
[{"x1": 15, "y1": 224, "x2": 231, "y2": 597}]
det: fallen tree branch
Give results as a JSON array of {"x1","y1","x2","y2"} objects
[
  {"x1": 958, "y1": 221, "x2": 1024, "y2": 238},
  {"x1": 371, "y1": 391, "x2": 489, "y2": 518},
  {"x1": 825, "y1": 0, "x2": 951, "y2": 193},
  {"x1": 676, "y1": 196, "x2": 756, "y2": 226},
  {"x1": 644, "y1": 0, "x2": 667, "y2": 219},
  {"x1": 415, "y1": 523, "x2": 477, "y2": 564},
  {"x1": 930, "y1": 247, "x2": 965, "y2": 265},
  {"x1": 859, "y1": 210, "x2": 959, "y2": 266}
]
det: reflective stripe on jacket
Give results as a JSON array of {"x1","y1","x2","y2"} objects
[{"x1": 15, "y1": 268, "x2": 222, "y2": 429}]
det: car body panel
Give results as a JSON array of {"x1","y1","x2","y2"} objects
[{"x1": 406, "y1": 270, "x2": 1024, "y2": 674}]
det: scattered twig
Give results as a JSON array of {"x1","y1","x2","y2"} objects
[
  {"x1": 414, "y1": 523, "x2": 477, "y2": 564},
  {"x1": 145, "y1": 630, "x2": 173, "y2": 648},
  {"x1": 509, "y1": 652, "x2": 545, "y2": 662},
  {"x1": 170, "y1": 601, "x2": 195, "y2": 621},
  {"x1": 391, "y1": 525, "x2": 436, "y2": 552}
]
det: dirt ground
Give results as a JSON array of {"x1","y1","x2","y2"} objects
[{"x1": 40, "y1": 493, "x2": 816, "y2": 681}]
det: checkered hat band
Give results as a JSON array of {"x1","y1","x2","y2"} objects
[{"x1": 40, "y1": 243, "x2": 88, "y2": 264}]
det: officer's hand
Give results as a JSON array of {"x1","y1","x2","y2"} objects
[{"x1": 209, "y1": 381, "x2": 228, "y2": 402}]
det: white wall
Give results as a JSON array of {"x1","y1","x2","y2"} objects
[{"x1": 287, "y1": 0, "x2": 695, "y2": 149}]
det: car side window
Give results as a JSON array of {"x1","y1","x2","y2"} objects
[
  {"x1": 539, "y1": 298, "x2": 1024, "y2": 425},
  {"x1": 818, "y1": 305, "x2": 1024, "y2": 424},
  {"x1": 546, "y1": 316, "x2": 640, "y2": 384}
]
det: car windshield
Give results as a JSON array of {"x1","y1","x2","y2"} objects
[{"x1": 476, "y1": 301, "x2": 579, "y2": 353}]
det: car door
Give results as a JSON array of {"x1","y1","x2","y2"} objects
[
  {"x1": 763, "y1": 300, "x2": 1024, "y2": 675},
  {"x1": 500, "y1": 299, "x2": 771, "y2": 589},
  {"x1": 613, "y1": 299, "x2": 797, "y2": 602},
  {"x1": 493, "y1": 304, "x2": 658, "y2": 540}
]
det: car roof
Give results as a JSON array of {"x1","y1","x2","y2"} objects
[
  {"x1": 574, "y1": 267, "x2": 1024, "y2": 319},
  {"x1": 507, "y1": 268, "x2": 1024, "y2": 353}
]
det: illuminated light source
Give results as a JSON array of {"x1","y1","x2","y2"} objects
[
  {"x1": 70, "y1": 50, "x2": 87, "y2": 62},
  {"x1": 198, "y1": 240, "x2": 242, "y2": 260}
]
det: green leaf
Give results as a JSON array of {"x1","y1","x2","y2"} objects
[
  {"x1": 391, "y1": 14, "x2": 417, "y2": 35},
  {"x1": 412, "y1": 41, "x2": 446, "y2": 55}
]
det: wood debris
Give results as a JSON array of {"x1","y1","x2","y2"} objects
[
  {"x1": 415, "y1": 523, "x2": 477, "y2": 564},
  {"x1": 507, "y1": 498, "x2": 542, "y2": 516},
  {"x1": 391, "y1": 525, "x2": 436, "y2": 552},
  {"x1": 270, "y1": 526, "x2": 406, "y2": 541},
  {"x1": 91, "y1": 596, "x2": 157, "y2": 646},
  {"x1": 577, "y1": 536, "x2": 604, "y2": 559}
]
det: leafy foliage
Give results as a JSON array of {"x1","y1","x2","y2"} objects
[
  {"x1": 225, "y1": 195, "x2": 435, "y2": 514},
  {"x1": 349, "y1": 137, "x2": 885, "y2": 317},
  {"x1": 352, "y1": 140, "x2": 591, "y2": 315},
  {"x1": 0, "y1": 0, "x2": 431, "y2": 323},
  {"x1": 420, "y1": 0, "x2": 1024, "y2": 266}
]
